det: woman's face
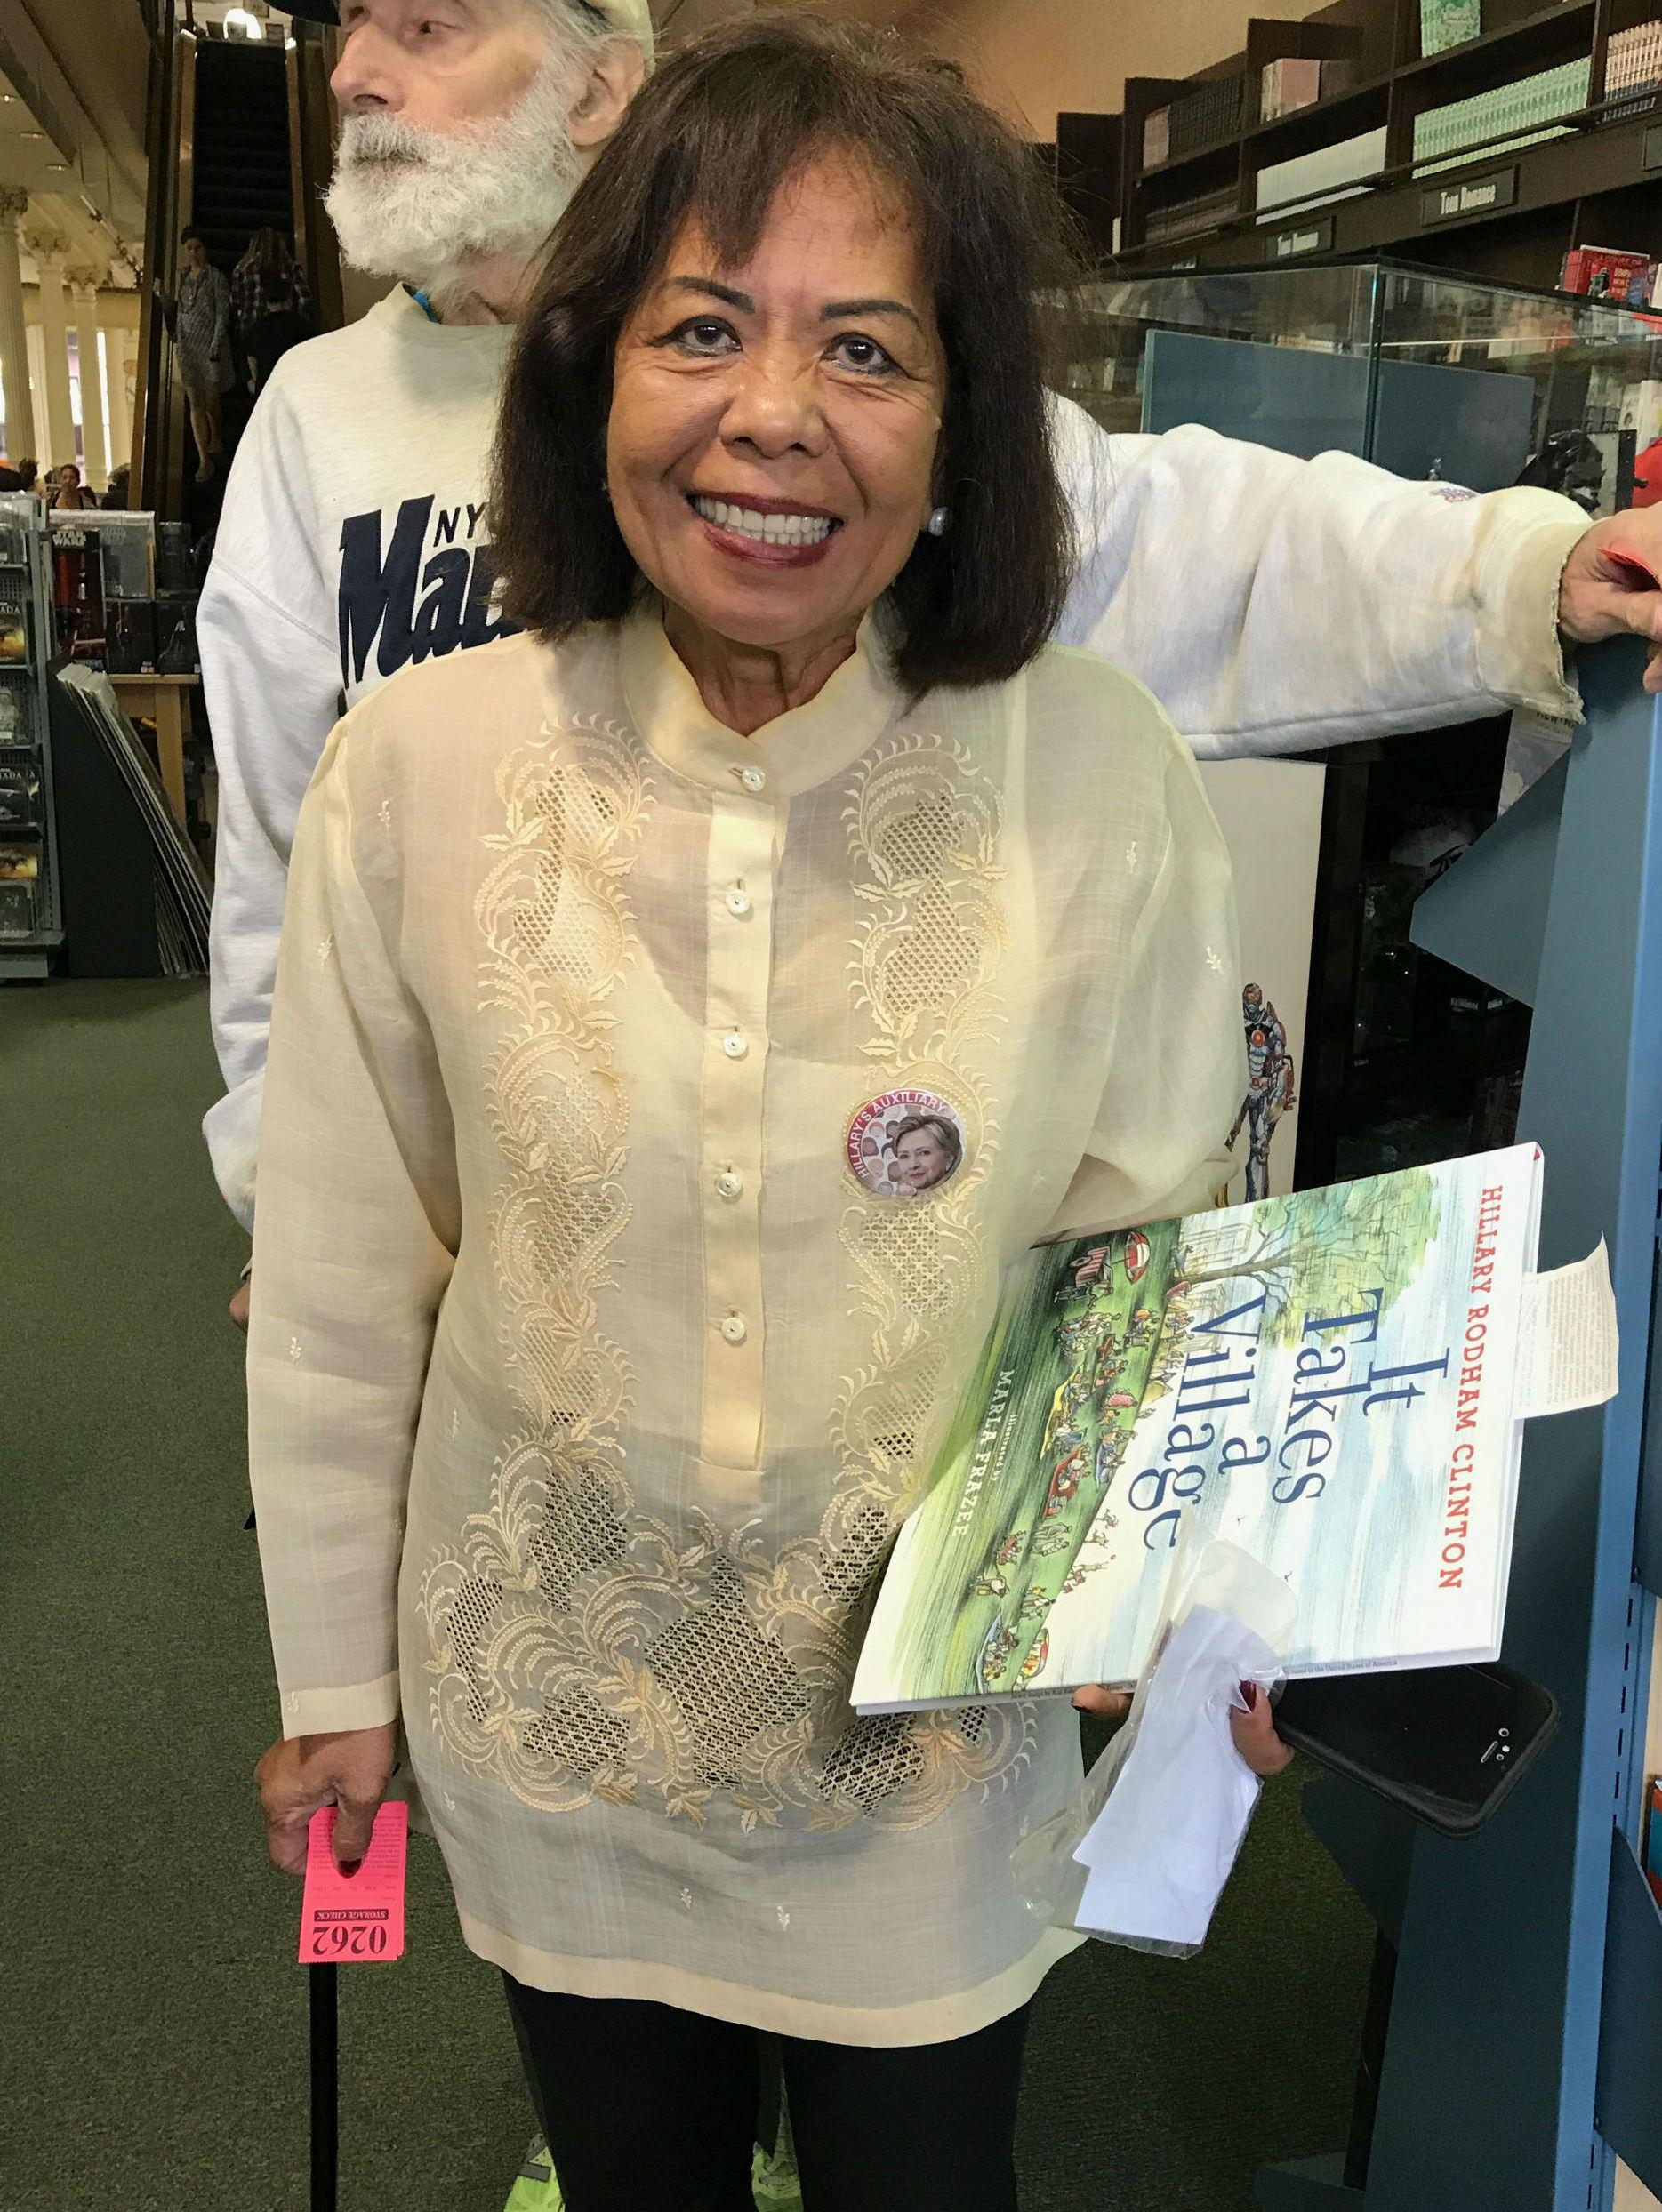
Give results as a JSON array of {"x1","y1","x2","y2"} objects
[
  {"x1": 894, "y1": 1127, "x2": 951, "y2": 1191},
  {"x1": 182, "y1": 237, "x2": 206, "y2": 273},
  {"x1": 607, "y1": 152, "x2": 946, "y2": 663}
]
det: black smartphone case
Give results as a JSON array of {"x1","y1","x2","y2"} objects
[{"x1": 1273, "y1": 1663, "x2": 1560, "y2": 1839}]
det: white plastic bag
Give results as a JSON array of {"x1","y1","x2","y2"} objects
[{"x1": 1012, "y1": 1537, "x2": 1297, "y2": 1958}]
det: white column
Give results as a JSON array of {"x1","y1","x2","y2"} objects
[
  {"x1": 0, "y1": 190, "x2": 35, "y2": 467},
  {"x1": 101, "y1": 320, "x2": 132, "y2": 483},
  {"x1": 30, "y1": 242, "x2": 76, "y2": 473},
  {"x1": 68, "y1": 270, "x2": 108, "y2": 491}
]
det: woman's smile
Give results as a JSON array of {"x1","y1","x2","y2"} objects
[{"x1": 688, "y1": 490, "x2": 842, "y2": 565}]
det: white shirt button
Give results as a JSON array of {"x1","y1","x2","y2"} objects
[
  {"x1": 721, "y1": 1030, "x2": 748, "y2": 1060},
  {"x1": 738, "y1": 765, "x2": 767, "y2": 794},
  {"x1": 719, "y1": 1314, "x2": 749, "y2": 1345},
  {"x1": 726, "y1": 886, "x2": 752, "y2": 918},
  {"x1": 715, "y1": 1170, "x2": 743, "y2": 1200}
]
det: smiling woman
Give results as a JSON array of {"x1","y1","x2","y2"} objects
[
  {"x1": 245, "y1": 14, "x2": 1249, "y2": 2208},
  {"x1": 489, "y1": 13, "x2": 1080, "y2": 704}
]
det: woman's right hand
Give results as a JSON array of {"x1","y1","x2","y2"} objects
[{"x1": 254, "y1": 1722, "x2": 397, "y2": 1876}]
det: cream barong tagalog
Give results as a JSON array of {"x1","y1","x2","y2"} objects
[{"x1": 248, "y1": 604, "x2": 1245, "y2": 2043}]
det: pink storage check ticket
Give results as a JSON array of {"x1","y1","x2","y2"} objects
[{"x1": 298, "y1": 1800, "x2": 407, "y2": 1965}]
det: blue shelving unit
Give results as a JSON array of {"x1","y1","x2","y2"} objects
[{"x1": 1257, "y1": 638, "x2": 1662, "y2": 2210}]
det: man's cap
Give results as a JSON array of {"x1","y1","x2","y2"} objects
[{"x1": 278, "y1": 0, "x2": 654, "y2": 62}]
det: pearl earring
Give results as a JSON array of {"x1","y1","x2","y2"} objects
[{"x1": 926, "y1": 506, "x2": 951, "y2": 538}]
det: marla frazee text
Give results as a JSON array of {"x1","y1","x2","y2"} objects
[
  {"x1": 1127, "y1": 1288, "x2": 1451, "y2": 1552},
  {"x1": 953, "y1": 1366, "x2": 1017, "y2": 1536}
]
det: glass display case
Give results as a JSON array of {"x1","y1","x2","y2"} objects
[
  {"x1": 1069, "y1": 258, "x2": 1662, "y2": 509},
  {"x1": 1061, "y1": 260, "x2": 1662, "y2": 1187}
]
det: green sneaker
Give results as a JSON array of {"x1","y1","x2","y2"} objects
[
  {"x1": 502, "y1": 2136, "x2": 563, "y2": 2211},
  {"x1": 500, "y1": 2131, "x2": 801, "y2": 2209},
  {"x1": 751, "y1": 2143, "x2": 804, "y2": 2208}
]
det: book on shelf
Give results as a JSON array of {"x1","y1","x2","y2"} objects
[
  {"x1": 1260, "y1": 57, "x2": 1323, "y2": 124},
  {"x1": 1419, "y1": 0, "x2": 1481, "y2": 58},
  {"x1": 1413, "y1": 58, "x2": 1590, "y2": 177},
  {"x1": 0, "y1": 757, "x2": 40, "y2": 827},
  {"x1": 1167, "y1": 76, "x2": 1242, "y2": 156},
  {"x1": 854, "y1": 1145, "x2": 1586, "y2": 1712},
  {"x1": 1605, "y1": 20, "x2": 1662, "y2": 120},
  {"x1": 1562, "y1": 245, "x2": 1655, "y2": 306}
]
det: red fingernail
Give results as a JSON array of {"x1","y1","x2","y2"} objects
[{"x1": 1240, "y1": 1682, "x2": 1259, "y2": 1711}]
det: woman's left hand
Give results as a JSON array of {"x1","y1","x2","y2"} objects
[
  {"x1": 1559, "y1": 514, "x2": 1662, "y2": 691},
  {"x1": 1073, "y1": 1679, "x2": 1292, "y2": 1776},
  {"x1": 1231, "y1": 1680, "x2": 1293, "y2": 1777},
  {"x1": 1072, "y1": 1683, "x2": 1130, "y2": 1721}
]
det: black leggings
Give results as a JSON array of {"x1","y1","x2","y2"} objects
[{"x1": 503, "y1": 1976, "x2": 1029, "y2": 2212}]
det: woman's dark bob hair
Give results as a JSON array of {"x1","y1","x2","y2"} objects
[{"x1": 489, "y1": 13, "x2": 1084, "y2": 695}]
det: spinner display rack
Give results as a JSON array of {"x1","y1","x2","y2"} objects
[{"x1": 0, "y1": 497, "x2": 61, "y2": 981}]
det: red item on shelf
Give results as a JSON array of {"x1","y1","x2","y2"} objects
[
  {"x1": 1562, "y1": 245, "x2": 1655, "y2": 304},
  {"x1": 1634, "y1": 441, "x2": 1662, "y2": 509}
]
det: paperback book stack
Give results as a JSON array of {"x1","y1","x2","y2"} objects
[
  {"x1": 1605, "y1": 20, "x2": 1662, "y2": 120},
  {"x1": 1167, "y1": 75, "x2": 1244, "y2": 157},
  {"x1": 1145, "y1": 183, "x2": 1241, "y2": 244},
  {"x1": 1412, "y1": 57, "x2": 1591, "y2": 176},
  {"x1": 1260, "y1": 56, "x2": 1335, "y2": 122}
]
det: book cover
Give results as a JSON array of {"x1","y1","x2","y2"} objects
[
  {"x1": 854, "y1": 1146, "x2": 1542, "y2": 1712},
  {"x1": 1420, "y1": 0, "x2": 1481, "y2": 58}
]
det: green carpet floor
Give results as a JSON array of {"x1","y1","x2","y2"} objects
[{"x1": 2, "y1": 977, "x2": 1375, "y2": 2211}]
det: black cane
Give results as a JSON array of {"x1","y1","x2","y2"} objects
[{"x1": 310, "y1": 1962, "x2": 339, "y2": 2212}]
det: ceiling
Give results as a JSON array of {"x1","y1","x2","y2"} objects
[{"x1": 0, "y1": 3, "x2": 149, "y2": 276}]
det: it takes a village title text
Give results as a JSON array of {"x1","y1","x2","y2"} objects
[{"x1": 963, "y1": 1178, "x2": 1507, "y2": 1595}]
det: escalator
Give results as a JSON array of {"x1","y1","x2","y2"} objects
[
  {"x1": 178, "y1": 37, "x2": 295, "y2": 531},
  {"x1": 189, "y1": 39, "x2": 293, "y2": 277},
  {"x1": 135, "y1": 10, "x2": 342, "y2": 527}
]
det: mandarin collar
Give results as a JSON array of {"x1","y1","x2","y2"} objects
[{"x1": 616, "y1": 598, "x2": 901, "y2": 801}]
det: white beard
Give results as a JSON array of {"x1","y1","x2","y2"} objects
[{"x1": 325, "y1": 54, "x2": 584, "y2": 306}]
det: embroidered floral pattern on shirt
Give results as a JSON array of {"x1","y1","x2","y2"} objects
[
  {"x1": 748, "y1": 733, "x2": 1037, "y2": 1830},
  {"x1": 418, "y1": 716, "x2": 1031, "y2": 1838},
  {"x1": 420, "y1": 717, "x2": 661, "y2": 1815}
]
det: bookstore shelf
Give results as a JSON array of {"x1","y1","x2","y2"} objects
[
  {"x1": 1242, "y1": 76, "x2": 1396, "y2": 157},
  {"x1": 0, "y1": 500, "x2": 60, "y2": 979},
  {"x1": 1061, "y1": 0, "x2": 1662, "y2": 283},
  {"x1": 1396, "y1": 0, "x2": 1597, "y2": 88}
]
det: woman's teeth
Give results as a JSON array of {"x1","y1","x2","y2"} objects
[{"x1": 693, "y1": 497, "x2": 835, "y2": 547}]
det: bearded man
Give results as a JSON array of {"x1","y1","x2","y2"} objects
[{"x1": 200, "y1": 0, "x2": 650, "y2": 1251}]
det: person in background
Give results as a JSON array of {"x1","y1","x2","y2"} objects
[
  {"x1": 162, "y1": 228, "x2": 233, "y2": 485},
  {"x1": 15, "y1": 459, "x2": 37, "y2": 497},
  {"x1": 203, "y1": 0, "x2": 651, "y2": 1270},
  {"x1": 103, "y1": 463, "x2": 131, "y2": 511},
  {"x1": 48, "y1": 463, "x2": 87, "y2": 512},
  {"x1": 231, "y1": 226, "x2": 313, "y2": 337},
  {"x1": 202, "y1": 9, "x2": 654, "y2": 2208},
  {"x1": 0, "y1": 459, "x2": 27, "y2": 493},
  {"x1": 241, "y1": 273, "x2": 313, "y2": 397}
]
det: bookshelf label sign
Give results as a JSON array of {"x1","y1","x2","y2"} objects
[
  {"x1": 1265, "y1": 216, "x2": 1334, "y2": 261},
  {"x1": 1420, "y1": 165, "x2": 1519, "y2": 225}
]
